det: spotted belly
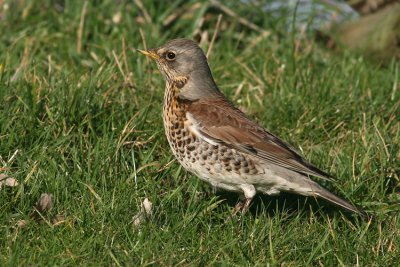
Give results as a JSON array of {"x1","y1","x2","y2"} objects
[{"x1": 164, "y1": 115, "x2": 265, "y2": 189}]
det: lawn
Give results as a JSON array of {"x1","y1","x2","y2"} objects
[{"x1": 0, "y1": 1, "x2": 399, "y2": 265}]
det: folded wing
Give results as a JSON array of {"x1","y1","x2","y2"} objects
[{"x1": 186, "y1": 97, "x2": 333, "y2": 180}]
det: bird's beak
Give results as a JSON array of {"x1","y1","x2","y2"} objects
[{"x1": 137, "y1": 49, "x2": 159, "y2": 60}]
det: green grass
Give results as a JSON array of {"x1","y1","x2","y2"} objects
[{"x1": 0, "y1": 1, "x2": 399, "y2": 265}]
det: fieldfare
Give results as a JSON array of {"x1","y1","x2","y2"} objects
[{"x1": 138, "y1": 38, "x2": 365, "y2": 216}]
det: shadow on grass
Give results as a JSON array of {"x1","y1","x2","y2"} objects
[{"x1": 214, "y1": 190, "x2": 365, "y2": 222}]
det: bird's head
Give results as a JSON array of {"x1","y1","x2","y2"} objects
[{"x1": 138, "y1": 38, "x2": 220, "y2": 100}]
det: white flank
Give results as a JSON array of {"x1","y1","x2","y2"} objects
[{"x1": 186, "y1": 112, "x2": 219, "y2": 146}]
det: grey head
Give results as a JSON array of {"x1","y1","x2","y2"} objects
[{"x1": 138, "y1": 38, "x2": 221, "y2": 100}]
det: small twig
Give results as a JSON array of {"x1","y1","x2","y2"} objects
[
  {"x1": 163, "y1": 7, "x2": 185, "y2": 27},
  {"x1": 157, "y1": 159, "x2": 176, "y2": 173},
  {"x1": 82, "y1": 182, "x2": 103, "y2": 205},
  {"x1": 77, "y1": 1, "x2": 88, "y2": 55},
  {"x1": 361, "y1": 112, "x2": 367, "y2": 147},
  {"x1": 207, "y1": 14, "x2": 223, "y2": 58},
  {"x1": 116, "y1": 111, "x2": 141, "y2": 153},
  {"x1": 11, "y1": 39, "x2": 30, "y2": 82},
  {"x1": 139, "y1": 27, "x2": 147, "y2": 51},
  {"x1": 332, "y1": 121, "x2": 345, "y2": 132},
  {"x1": 191, "y1": 16, "x2": 205, "y2": 39},
  {"x1": 210, "y1": 0, "x2": 269, "y2": 35},
  {"x1": 47, "y1": 54, "x2": 52, "y2": 77},
  {"x1": 7, "y1": 149, "x2": 19, "y2": 164},
  {"x1": 352, "y1": 151, "x2": 356, "y2": 181},
  {"x1": 373, "y1": 121, "x2": 390, "y2": 159},
  {"x1": 131, "y1": 150, "x2": 138, "y2": 189},
  {"x1": 112, "y1": 50, "x2": 127, "y2": 82},
  {"x1": 134, "y1": 0, "x2": 152, "y2": 24},
  {"x1": 24, "y1": 161, "x2": 39, "y2": 183},
  {"x1": 233, "y1": 57, "x2": 265, "y2": 87},
  {"x1": 246, "y1": 31, "x2": 271, "y2": 51},
  {"x1": 233, "y1": 80, "x2": 245, "y2": 99},
  {"x1": 163, "y1": 3, "x2": 202, "y2": 27},
  {"x1": 122, "y1": 37, "x2": 133, "y2": 86}
]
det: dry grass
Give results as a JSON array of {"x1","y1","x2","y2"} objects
[{"x1": 0, "y1": 1, "x2": 399, "y2": 265}]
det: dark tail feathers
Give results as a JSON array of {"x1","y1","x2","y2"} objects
[{"x1": 314, "y1": 186, "x2": 369, "y2": 218}]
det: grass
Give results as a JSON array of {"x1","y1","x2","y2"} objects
[{"x1": 0, "y1": 0, "x2": 399, "y2": 265}]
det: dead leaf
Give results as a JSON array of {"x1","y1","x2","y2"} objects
[
  {"x1": 133, "y1": 198, "x2": 153, "y2": 227},
  {"x1": 16, "y1": 219, "x2": 29, "y2": 228},
  {"x1": 0, "y1": 174, "x2": 18, "y2": 190},
  {"x1": 30, "y1": 193, "x2": 54, "y2": 224},
  {"x1": 36, "y1": 193, "x2": 53, "y2": 213},
  {"x1": 52, "y1": 214, "x2": 66, "y2": 226}
]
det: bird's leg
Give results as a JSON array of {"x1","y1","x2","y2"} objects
[
  {"x1": 224, "y1": 200, "x2": 243, "y2": 223},
  {"x1": 241, "y1": 197, "x2": 252, "y2": 215},
  {"x1": 225, "y1": 185, "x2": 256, "y2": 223},
  {"x1": 239, "y1": 184, "x2": 255, "y2": 215},
  {"x1": 225, "y1": 197, "x2": 253, "y2": 223},
  {"x1": 232, "y1": 200, "x2": 245, "y2": 216}
]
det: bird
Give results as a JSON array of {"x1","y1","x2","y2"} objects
[{"x1": 138, "y1": 38, "x2": 366, "y2": 217}]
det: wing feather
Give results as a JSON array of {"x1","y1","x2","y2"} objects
[{"x1": 186, "y1": 98, "x2": 333, "y2": 181}]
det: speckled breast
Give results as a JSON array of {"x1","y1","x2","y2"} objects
[
  {"x1": 162, "y1": 83, "x2": 197, "y2": 170},
  {"x1": 162, "y1": 83, "x2": 263, "y2": 180}
]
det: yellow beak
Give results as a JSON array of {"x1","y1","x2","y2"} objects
[{"x1": 137, "y1": 49, "x2": 159, "y2": 60}]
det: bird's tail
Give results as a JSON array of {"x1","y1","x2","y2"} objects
[{"x1": 312, "y1": 184, "x2": 367, "y2": 217}]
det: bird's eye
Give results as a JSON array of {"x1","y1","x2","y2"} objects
[{"x1": 166, "y1": 52, "x2": 176, "y2": 61}]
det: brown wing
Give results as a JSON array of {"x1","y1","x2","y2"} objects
[{"x1": 186, "y1": 97, "x2": 333, "y2": 180}]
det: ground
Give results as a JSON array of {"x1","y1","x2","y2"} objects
[{"x1": 0, "y1": 1, "x2": 399, "y2": 265}]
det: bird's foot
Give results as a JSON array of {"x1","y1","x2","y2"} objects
[{"x1": 224, "y1": 197, "x2": 252, "y2": 223}]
